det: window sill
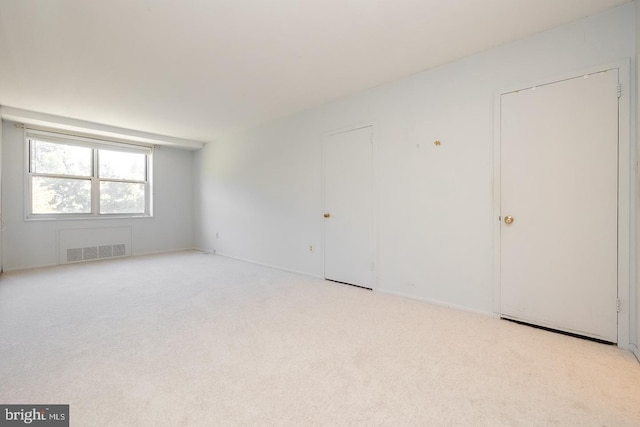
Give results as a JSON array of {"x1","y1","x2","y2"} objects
[{"x1": 24, "y1": 214, "x2": 154, "y2": 222}]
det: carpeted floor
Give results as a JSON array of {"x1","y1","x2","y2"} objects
[{"x1": 0, "y1": 250, "x2": 638, "y2": 426}]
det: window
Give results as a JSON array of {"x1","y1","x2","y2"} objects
[{"x1": 27, "y1": 130, "x2": 152, "y2": 218}]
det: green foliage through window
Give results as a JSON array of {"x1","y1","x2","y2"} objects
[{"x1": 27, "y1": 133, "x2": 151, "y2": 217}]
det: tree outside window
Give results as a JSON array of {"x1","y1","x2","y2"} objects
[{"x1": 28, "y1": 133, "x2": 151, "y2": 218}]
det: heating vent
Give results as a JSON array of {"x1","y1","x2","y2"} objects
[
  {"x1": 66, "y1": 244, "x2": 127, "y2": 263},
  {"x1": 58, "y1": 227, "x2": 132, "y2": 265},
  {"x1": 67, "y1": 248, "x2": 83, "y2": 263}
]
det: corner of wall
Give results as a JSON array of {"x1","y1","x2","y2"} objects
[{"x1": 634, "y1": 0, "x2": 640, "y2": 355}]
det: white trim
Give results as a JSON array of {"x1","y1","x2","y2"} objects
[
  {"x1": 2, "y1": 247, "x2": 199, "y2": 273},
  {"x1": 325, "y1": 122, "x2": 375, "y2": 137},
  {"x1": 26, "y1": 128, "x2": 152, "y2": 153},
  {"x1": 631, "y1": 344, "x2": 639, "y2": 362},
  {"x1": 1, "y1": 106, "x2": 205, "y2": 150},
  {"x1": 377, "y1": 288, "x2": 495, "y2": 317},
  {"x1": 0, "y1": 119, "x2": 3, "y2": 273},
  {"x1": 321, "y1": 132, "x2": 326, "y2": 284},
  {"x1": 321, "y1": 123, "x2": 378, "y2": 290},
  {"x1": 617, "y1": 60, "x2": 631, "y2": 349},
  {"x1": 213, "y1": 251, "x2": 324, "y2": 280},
  {"x1": 492, "y1": 84, "x2": 502, "y2": 316},
  {"x1": 22, "y1": 125, "x2": 29, "y2": 223},
  {"x1": 492, "y1": 59, "x2": 632, "y2": 349},
  {"x1": 494, "y1": 60, "x2": 631, "y2": 97},
  {"x1": 25, "y1": 133, "x2": 154, "y2": 220}
]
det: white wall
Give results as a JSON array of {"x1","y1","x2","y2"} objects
[
  {"x1": 195, "y1": 3, "x2": 636, "y2": 322},
  {"x1": 635, "y1": 0, "x2": 640, "y2": 360},
  {"x1": 0, "y1": 121, "x2": 3, "y2": 271},
  {"x1": 1, "y1": 120, "x2": 195, "y2": 271}
]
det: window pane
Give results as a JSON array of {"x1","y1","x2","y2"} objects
[
  {"x1": 99, "y1": 150, "x2": 146, "y2": 181},
  {"x1": 100, "y1": 181, "x2": 145, "y2": 214},
  {"x1": 31, "y1": 140, "x2": 92, "y2": 176},
  {"x1": 32, "y1": 177, "x2": 92, "y2": 214}
]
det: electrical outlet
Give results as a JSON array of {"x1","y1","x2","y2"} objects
[
  {"x1": 215, "y1": 232, "x2": 219, "y2": 239},
  {"x1": 309, "y1": 245, "x2": 314, "y2": 253}
]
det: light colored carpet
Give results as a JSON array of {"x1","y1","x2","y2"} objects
[{"x1": 0, "y1": 250, "x2": 638, "y2": 426}]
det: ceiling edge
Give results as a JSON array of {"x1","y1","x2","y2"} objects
[{"x1": 0, "y1": 106, "x2": 206, "y2": 150}]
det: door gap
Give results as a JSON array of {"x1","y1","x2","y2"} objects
[
  {"x1": 325, "y1": 279, "x2": 372, "y2": 291},
  {"x1": 502, "y1": 317, "x2": 615, "y2": 345}
]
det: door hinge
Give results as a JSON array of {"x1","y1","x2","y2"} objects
[
  {"x1": 617, "y1": 83, "x2": 622, "y2": 98},
  {"x1": 616, "y1": 298, "x2": 620, "y2": 313}
]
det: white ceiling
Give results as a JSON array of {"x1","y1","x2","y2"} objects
[{"x1": 0, "y1": 0, "x2": 629, "y2": 143}]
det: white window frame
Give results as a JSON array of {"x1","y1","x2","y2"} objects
[{"x1": 25, "y1": 129, "x2": 153, "y2": 220}]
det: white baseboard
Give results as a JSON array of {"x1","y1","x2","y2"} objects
[
  {"x1": 2, "y1": 247, "x2": 198, "y2": 273},
  {"x1": 377, "y1": 288, "x2": 494, "y2": 317},
  {"x1": 212, "y1": 251, "x2": 324, "y2": 280},
  {"x1": 3, "y1": 261, "x2": 58, "y2": 273},
  {"x1": 133, "y1": 247, "x2": 196, "y2": 257},
  {"x1": 204, "y1": 250, "x2": 495, "y2": 318}
]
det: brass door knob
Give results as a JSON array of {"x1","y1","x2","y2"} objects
[
  {"x1": 504, "y1": 215, "x2": 514, "y2": 225},
  {"x1": 324, "y1": 213, "x2": 331, "y2": 218}
]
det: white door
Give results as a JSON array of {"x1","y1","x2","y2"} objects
[
  {"x1": 323, "y1": 126, "x2": 374, "y2": 288},
  {"x1": 500, "y1": 70, "x2": 619, "y2": 342}
]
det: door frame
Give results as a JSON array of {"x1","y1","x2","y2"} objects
[
  {"x1": 492, "y1": 60, "x2": 632, "y2": 348},
  {"x1": 0, "y1": 120, "x2": 3, "y2": 274},
  {"x1": 321, "y1": 123, "x2": 378, "y2": 290}
]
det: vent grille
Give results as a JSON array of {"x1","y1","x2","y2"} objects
[
  {"x1": 98, "y1": 245, "x2": 112, "y2": 258},
  {"x1": 67, "y1": 248, "x2": 83, "y2": 263},
  {"x1": 66, "y1": 244, "x2": 127, "y2": 263},
  {"x1": 113, "y1": 244, "x2": 126, "y2": 257},
  {"x1": 83, "y1": 247, "x2": 98, "y2": 260}
]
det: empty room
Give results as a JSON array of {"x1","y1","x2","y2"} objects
[{"x1": 1, "y1": 0, "x2": 640, "y2": 425}]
